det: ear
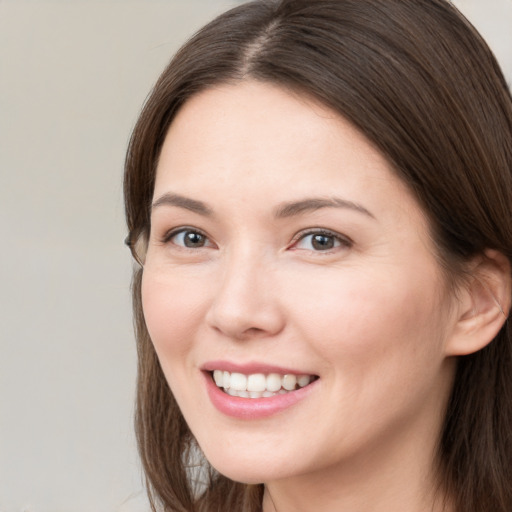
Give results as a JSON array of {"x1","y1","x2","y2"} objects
[{"x1": 446, "y1": 249, "x2": 511, "y2": 356}]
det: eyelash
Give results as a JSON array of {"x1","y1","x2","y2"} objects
[
  {"x1": 161, "y1": 227, "x2": 352, "y2": 253},
  {"x1": 161, "y1": 227, "x2": 213, "y2": 249},
  {"x1": 289, "y1": 228, "x2": 353, "y2": 252}
]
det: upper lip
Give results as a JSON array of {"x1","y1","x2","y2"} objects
[{"x1": 201, "y1": 360, "x2": 317, "y2": 376}]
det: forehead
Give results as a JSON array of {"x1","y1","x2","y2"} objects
[{"x1": 155, "y1": 81, "x2": 397, "y2": 198}]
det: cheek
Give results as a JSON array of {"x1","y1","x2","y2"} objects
[
  {"x1": 289, "y1": 265, "x2": 449, "y2": 378},
  {"x1": 141, "y1": 273, "x2": 207, "y2": 360},
  {"x1": 288, "y1": 268, "x2": 454, "y2": 450}
]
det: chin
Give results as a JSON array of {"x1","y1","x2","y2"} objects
[{"x1": 203, "y1": 449, "x2": 293, "y2": 485}]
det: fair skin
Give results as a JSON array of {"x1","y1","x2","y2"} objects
[{"x1": 141, "y1": 81, "x2": 507, "y2": 512}]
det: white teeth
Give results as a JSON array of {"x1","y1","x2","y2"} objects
[
  {"x1": 247, "y1": 373, "x2": 266, "y2": 392},
  {"x1": 297, "y1": 375, "x2": 311, "y2": 387},
  {"x1": 282, "y1": 374, "x2": 297, "y2": 391},
  {"x1": 211, "y1": 370, "x2": 315, "y2": 398},
  {"x1": 266, "y1": 373, "x2": 282, "y2": 392},
  {"x1": 230, "y1": 372, "x2": 247, "y2": 391},
  {"x1": 213, "y1": 370, "x2": 223, "y2": 387}
]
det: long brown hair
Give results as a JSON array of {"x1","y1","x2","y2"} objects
[{"x1": 124, "y1": 1, "x2": 512, "y2": 510}]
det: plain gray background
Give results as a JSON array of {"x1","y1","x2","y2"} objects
[{"x1": 1, "y1": 1, "x2": 510, "y2": 511}]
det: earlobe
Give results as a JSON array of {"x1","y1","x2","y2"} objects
[{"x1": 446, "y1": 249, "x2": 511, "y2": 357}]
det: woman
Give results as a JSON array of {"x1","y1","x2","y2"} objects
[{"x1": 124, "y1": 1, "x2": 512, "y2": 511}]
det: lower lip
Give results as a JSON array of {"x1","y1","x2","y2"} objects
[{"x1": 203, "y1": 372, "x2": 318, "y2": 420}]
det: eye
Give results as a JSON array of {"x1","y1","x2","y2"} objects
[
  {"x1": 165, "y1": 228, "x2": 214, "y2": 249},
  {"x1": 292, "y1": 229, "x2": 352, "y2": 252}
]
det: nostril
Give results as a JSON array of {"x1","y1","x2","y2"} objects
[{"x1": 243, "y1": 326, "x2": 265, "y2": 335}]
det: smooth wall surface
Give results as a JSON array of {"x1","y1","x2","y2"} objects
[{"x1": 1, "y1": 1, "x2": 510, "y2": 511}]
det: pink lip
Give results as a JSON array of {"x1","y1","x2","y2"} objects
[
  {"x1": 201, "y1": 360, "x2": 313, "y2": 376},
  {"x1": 201, "y1": 365, "x2": 319, "y2": 420}
]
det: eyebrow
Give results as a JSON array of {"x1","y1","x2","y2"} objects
[
  {"x1": 151, "y1": 192, "x2": 374, "y2": 220},
  {"x1": 151, "y1": 193, "x2": 214, "y2": 216},
  {"x1": 274, "y1": 197, "x2": 375, "y2": 219}
]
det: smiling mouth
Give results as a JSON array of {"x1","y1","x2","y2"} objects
[{"x1": 211, "y1": 370, "x2": 319, "y2": 399}]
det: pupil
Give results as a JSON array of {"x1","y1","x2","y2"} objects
[
  {"x1": 312, "y1": 234, "x2": 333, "y2": 250},
  {"x1": 185, "y1": 232, "x2": 204, "y2": 247}
]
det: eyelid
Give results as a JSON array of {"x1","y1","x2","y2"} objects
[
  {"x1": 289, "y1": 227, "x2": 353, "y2": 251},
  {"x1": 161, "y1": 226, "x2": 216, "y2": 248},
  {"x1": 157, "y1": 225, "x2": 351, "y2": 251}
]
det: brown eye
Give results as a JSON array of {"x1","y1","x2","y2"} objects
[
  {"x1": 293, "y1": 230, "x2": 352, "y2": 252},
  {"x1": 183, "y1": 231, "x2": 206, "y2": 247},
  {"x1": 311, "y1": 234, "x2": 335, "y2": 250},
  {"x1": 169, "y1": 229, "x2": 212, "y2": 248}
]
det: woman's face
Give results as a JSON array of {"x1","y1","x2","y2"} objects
[{"x1": 142, "y1": 81, "x2": 460, "y2": 486}]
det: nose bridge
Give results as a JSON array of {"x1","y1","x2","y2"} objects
[{"x1": 206, "y1": 241, "x2": 284, "y2": 339}]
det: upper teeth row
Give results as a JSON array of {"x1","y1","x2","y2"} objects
[{"x1": 213, "y1": 370, "x2": 313, "y2": 393}]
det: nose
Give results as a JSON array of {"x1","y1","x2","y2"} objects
[{"x1": 205, "y1": 251, "x2": 285, "y2": 341}]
